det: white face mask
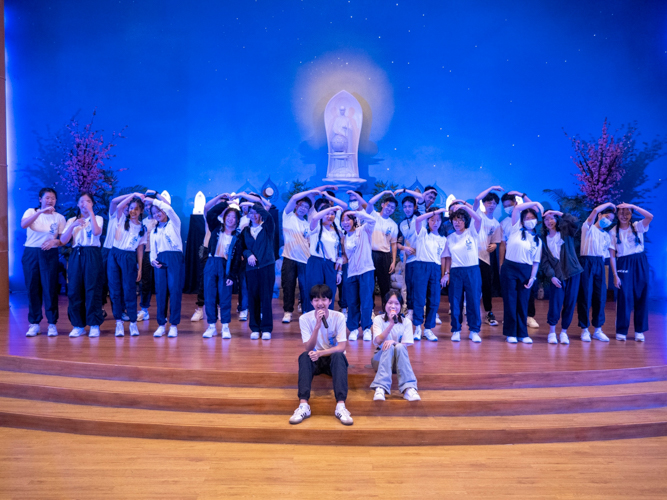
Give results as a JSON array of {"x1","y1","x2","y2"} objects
[
  {"x1": 348, "y1": 200, "x2": 359, "y2": 211},
  {"x1": 523, "y1": 219, "x2": 537, "y2": 230},
  {"x1": 504, "y1": 206, "x2": 514, "y2": 215}
]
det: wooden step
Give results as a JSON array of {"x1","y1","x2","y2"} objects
[
  {"x1": 1, "y1": 370, "x2": 666, "y2": 417},
  {"x1": 2, "y1": 354, "x2": 667, "y2": 390},
  {"x1": 1, "y1": 396, "x2": 667, "y2": 446}
]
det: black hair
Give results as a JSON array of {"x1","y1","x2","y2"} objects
[
  {"x1": 297, "y1": 196, "x2": 313, "y2": 209},
  {"x1": 353, "y1": 190, "x2": 364, "y2": 197},
  {"x1": 615, "y1": 209, "x2": 640, "y2": 246},
  {"x1": 482, "y1": 192, "x2": 500, "y2": 204},
  {"x1": 36, "y1": 187, "x2": 57, "y2": 209},
  {"x1": 124, "y1": 197, "x2": 146, "y2": 236},
  {"x1": 314, "y1": 199, "x2": 342, "y2": 258},
  {"x1": 75, "y1": 192, "x2": 96, "y2": 219},
  {"x1": 520, "y1": 208, "x2": 540, "y2": 244},
  {"x1": 426, "y1": 206, "x2": 444, "y2": 233},
  {"x1": 402, "y1": 196, "x2": 419, "y2": 228},
  {"x1": 501, "y1": 192, "x2": 516, "y2": 204},
  {"x1": 341, "y1": 210, "x2": 358, "y2": 234},
  {"x1": 449, "y1": 207, "x2": 471, "y2": 229},
  {"x1": 314, "y1": 198, "x2": 331, "y2": 212},
  {"x1": 151, "y1": 204, "x2": 169, "y2": 233},
  {"x1": 381, "y1": 195, "x2": 398, "y2": 207},
  {"x1": 221, "y1": 207, "x2": 241, "y2": 233},
  {"x1": 424, "y1": 185, "x2": 436, "y2": 193},
  {"x1": 325, "y1": 190, "x2": 336, "y2": 198},
  {"x1": 541, "y1": 212, "x2": 561, "y2": 238},
  {"x1": 309, "y1": 283, "x2": 333, "y2": 301},
  {"x1": 382, "y1": 290, "x2": 404, "y2": 324}
]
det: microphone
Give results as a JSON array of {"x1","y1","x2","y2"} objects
[
  {"x1": 321, "y1": 311, "x2": 329, "y2": 329},
  {"x1": 391, "y1": 308, "x2": 399, "y2": 324}
]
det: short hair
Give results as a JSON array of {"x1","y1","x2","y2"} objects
[
  {"x1": 325, "y1": 190, "x2": 336, "y2": 198},
  {"x1": 402, "y1": 195, "x2": 417, "y2": 207},
  {"x1": 381, "y1": 195, "x2": 398, "y2": 207},
  {"x1": 450, "y1": 207, "x2": 471, "y2": 228},
  {"x1": 424, "y1": 185, "x2": 436, "y2": 193},
  {"x1": 309, "y1": 284, "x2": 333, "y2": 300},
  {"x1": 501, "y1": 192, "x2": 516, "y2": 203},
  {"x1": 482, "y1": 192, "x2": 500, "y2": 204},
  {"x1": 296, "y1": 196, "x2": 312, "y2": 208},
  {"x1": 353, "y1": 190, "x2": 364, "y2": 197},
  {"x1": 314, "y1": 198, "x2": 331, "y2": 212},
  {"x1": 38, "y1": 187, "x2": 57, "y2": 199}
]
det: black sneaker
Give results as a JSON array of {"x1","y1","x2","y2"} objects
[{"x1": 486, "y1": 312, "x2": 498, "y2": 326}]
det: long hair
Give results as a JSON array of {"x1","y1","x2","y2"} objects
[
  {"x1": 75, "y1": 192, "x2": 95, "y2": 219},
  {"x1": 221, "y1": 207, "x2": 241, "y2": 234},
  {"x1": 341, "y1": 210, "x2": 358, "y2": 235},
  {"x1": 615, "y1": 209, "x2": 641, "y2": 246},
  {"x1": 151, "y1": 204, "x2": 169, "y2": 234},
  {"x1": 314, "y1": 200, "x2": 341, "y2": 258},
  {"x1": 541, "y1": 213, "x2": 561, "y2": 238},
  {"x1": 124, "y1": 197, "x2": 146, "y2": 237},
  {"x1": 520, "y1": 209, "x2": 540, "y2": 244},
  {"x1": 36, "y1": 187, "x2": 57, "y2": 210},
  {"x1": 382, "y1": 290, "x2": 404, "y2": 324}
]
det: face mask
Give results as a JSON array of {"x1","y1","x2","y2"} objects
[
  {"x1": 348, "y1": 201, "x2": 359, "y2": 211},
  {"x1": 523, "y1": 219, "x2": 537, "y2": 230},
  {"x1": 599, "y1": 217, "x2": 612, "y2": 229},
  {"x1": 504, "y1": 206, "x2": 514, "y2": 215}
]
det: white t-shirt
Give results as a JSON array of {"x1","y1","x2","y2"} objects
[
  {"x1": 415, "y1": 226, "x2": 447, "y2": 265},
  {"x1": 399, "y1": 216, "x2": 419, "y2": 264},
  {"x1": 239, "y1": 215, "x2": 250, "y2": 231},
  {"x1": 505, "y1": 221, "x2": 542, "y2": 265},
  {"x1": 149, "y1": 200, "x2": 183, "y2": 262},
  {"x1": 500, "y1": 216, "x2": 513, "y2": 243},
  {"x1": 610, "y1": 222, "x2": 648, "y2": 257},
  {"x1": 477, "y1": 208, "x2": 502, "y2": 265},
  {"x1": 22, "y1": 208, "x2": 66, "y2": 248},
  {"x1": 372, "y1": 315, "x2": 414, "y2": 345},
  {"x1": 64, "y1": 215, "x2": 104, "y2": 247},
  {"x1": 214, "y1": 232, "x2": 234, "y2": 259},
  {"x1": 546, "y1": 232, "x2": 563, "y2": 260},
  {"x1": 308, "y1": 225, "x2": 339, "y2": 263},
  {"x1": 299, "y1": 310, "x2": 347, "y2": 351},
  {"x1": 344, "y1": 218, "x2": 376, "y2": 277},
  {"x1": 580, "y1": 221, "x2": 611, "y2": 258},
  {"x1": 370, "y1": 211, "x2": 398, "y2": 253},
  {"x1": 282, "y1": 210, "x2": 310, "y2": 264},
  {"x1": 113, "y1": 215, "x2": 148, "y2": 251},
  {"x1": 103, "y1": 213, "x2": 120, "y2": 250},
  {"x1": 444, "y1": 226, "x2": 481, "y2": 268}
]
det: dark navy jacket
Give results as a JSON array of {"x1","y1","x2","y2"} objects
[
  {"x1": 540, "y1": 213, "x2": 584, "y2": 282},
  {"x1": 240, "y1": 204, "x2": 276, "y2": 272},
  {"x1": 206, "y1": 201, "x2": 243, "y2": 282}
]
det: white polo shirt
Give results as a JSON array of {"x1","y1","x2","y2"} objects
[
  {"x1": 112, "y1": 214, "x2": 148, "y2": 251},
  {"x1": 415, "y1": 226, "x2": 447, "y2": 265},
  {"x1": 444, "y1": 226, "x2": 481, "y2": 268},
  {"x1": 477, "y1": 208, "x2": 501, "y2": 265},
  {"x1": 610, "y1": 222, "x2": 648, "y2": 257},
  {"x1": 580, "y1": 221, "x2": 611, "y2": 258},
  {"x1": 370, "y1": 210, "x2": 398, "y2": 253},
  {"x1": 282, "y1": 210, "x2": 310, "y2": 264},
  {"x1": 65, "y1": 215, "x2": 105, "y2": 248},
  {"x1": 299, "y1": 310, "x2": 347, "y2": 351},
  {"x1": 308, "y1": 225, "x2": 339, "y2": 263},
  {"x1": 505, "y1": 221, "x2": 542, "y2": 265},
  {"x1": 372, "y1": 315, "x2": 414, "y2": 345},
  {"x1": 22, "y1": 209, "x2": 66, "y2": 248},
  {"x1": 399, "y1": 216, "x2": 419, "y2": 264},
  {"x1": 344, "y1": 218, "x2": 376, "y2": 278}
]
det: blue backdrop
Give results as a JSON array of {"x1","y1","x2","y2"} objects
[{"x1": 6, "y1": 0, "x2": 667, "y2": 295}]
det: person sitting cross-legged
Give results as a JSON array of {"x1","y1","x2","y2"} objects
[{"x1": 289, "y1": 284, "x2": 353, "y2": 426}]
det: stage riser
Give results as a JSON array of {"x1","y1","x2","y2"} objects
[{"x1": 1, "y1": 382, "x2": 667, "y2": 417}]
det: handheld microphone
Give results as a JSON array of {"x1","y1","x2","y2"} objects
[
  {"x1": 391, "y1": 307, "x2": 399, "y2": 324},
  {"x1": 322, "y1": 312, "x2": 329, "y2": 329}
]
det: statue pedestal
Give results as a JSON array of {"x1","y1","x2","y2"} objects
[{"x1": 322, "y1": 176, "x2": 366, "y2": 192}]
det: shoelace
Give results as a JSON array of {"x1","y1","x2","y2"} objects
[{"x1": 336, "y1": 406, "x2": 351, "y2": 418}]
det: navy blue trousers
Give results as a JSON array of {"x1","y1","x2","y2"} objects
[
  {"x1": 237, "y1": 269, "x2": 248, "y2": 312},
  {"x1": 344, "y1": 269, "x2": 375, "y2": 332},
  {"x1": 246, "y1": 264, "x2": 274, "y2": 333},
  {"x1": 67, "y1": 246, "x2": 104, "y2": 328},
  {"x1": 22, "y1": 246, "x2": 60, "y2": 324},
  {"x1": 616, "y1": 252, "x2": 649, "y2": 335},
  {"x1": 547, "y1": 273, "x2": 581, "y2": 330},
  {"x1": 204, "y1": 256, "x2": 233, "y2": 324},
  {"x1": 412, "y1": 261, "x2": 441, "y2": 328},
  {"x1": 338, "y1": 263, "x2": 348, "y2": 309},
  {"x1": 154, "y1": 251, "x2": 184, "y2": 326},
  {"x1": 281, "y1": 257, "x2": 307, "y2": 313},
  {"x1": 139, "y1": 246, "x2": 153, "y2": 309},
  {"x1": 577, "y1": 256, "x2": 606, "y2": 329},
  {"x1": 449, "y1": 265, "x2": 482, "y2": 333},
  {"x1": 304, "y1": 256, "x2": 337, "y2": 313},
  {"x1": 405, "y1": 261, "x2": 416, "y2": 310},
  {"x1": 108, "y1": 247, "x2": 138, "y2": 322},
  {"x1": 500, "y1": 259, "x2": 532, "y2": 338}
]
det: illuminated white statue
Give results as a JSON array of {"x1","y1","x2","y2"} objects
[{"x1": 324, "y1": 90, "x2": 364, "y2": 189}]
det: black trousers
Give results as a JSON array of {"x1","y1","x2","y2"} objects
[
  {"x1": 246, "y1": 264, "x2": 274, "y2": 333},
  {"x1": 22, "y1": 246, "x2": 60, "y2": 325},
  {"x1": 479, "y1": 260, "x2": 494, "y2": 313},
  {"x1": 139, "y1": 247, "x2": 154, "y2": 309},
  {"x1": 67, "y1": 246, "x2": 104, "y2": 328},
  {"x1": 108, "y1": 248, "x2": 139, "y2": 322},
  {"x1": 281, "y1": 257, "x2": 307, "y2": 313},
  {"x1": 196, "y1": 247, "x2": 208, "y2": 307},
  {"x1": 297, "y1": 351, "x2": 349, "y2": 402},
  {"x1": 500, "y1": 259, "x2": 532, "y2": 338},
  {"x1": 372, "y1": 250, "x2": 393, "y2": 309}
]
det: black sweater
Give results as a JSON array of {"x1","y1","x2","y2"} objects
[
  {"x1": 240, "y1": 204, "x2": 276, "y2": 271},
  {"x1": 205, "y1": 201, "x2": 244, "y2": 282},
  {"x1": 540, "y1": 214, "x2": 584, "y2": 282}
]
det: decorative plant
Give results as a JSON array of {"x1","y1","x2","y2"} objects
[{"x1": 282, "y1": 179, "x2": 310, "y2": 203}]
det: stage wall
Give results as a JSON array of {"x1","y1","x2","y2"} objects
[{"x1": 5, "y1": 0, "x2": 667, "y2": 295}]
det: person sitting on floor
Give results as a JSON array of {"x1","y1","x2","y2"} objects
[{"x1": 289, "y1": 284, "x2": 353, "y2": 426}]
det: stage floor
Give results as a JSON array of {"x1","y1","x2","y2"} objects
[{"x1": 2, "y1": 292, "x2": 666, "y2": 377}]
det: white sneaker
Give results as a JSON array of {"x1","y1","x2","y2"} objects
[
  {"x1": 403, "y1": 388, "x2": 421, "y2": 402},
  {"x1": 289, "y1": 403, "x2": 311, "y2": 424},
  {"x1": 593, "y1": 330, "x2": 610, "y2": 342},
  {"x1": 203, "y1": 324, "x2": 217, "y2": 338},
  {"x1": 635, "y1": 333, "x2": 645, "y2": 342},
  {"x1": 435, "y1": 313, "x2": 442, "y2": 325},
  {"x1": 191, "y1": 308, "x2": 204, "y2": 322},
  {"x1": 506, "y1": 336, "x2": 518, "y2": 344},
  {"x1": 137, "y1": 309, "x2": 149, "y2": 322},
  {"x1": 298, "y1": 303, "x2": 302, "y2": 313},
  {"x1": 616, "y1": 334, "x2": 627, "y2": 341},
  {"x1": 262, "y1": 332, "x2": 272, "y2": 340},
  {"x1": 335, "y1": 405, "x2": 354, "y2": 426},
  {"x1": 520, "y1": 336, "x2": 533, "y2": 344},
  {"x1": 414, "y1": 325, "x2": 422, "y2": 341},
  {"x1": 282, "y1": 312, "x2": 292, "y2": 323},
  {"x1": 373, "y1": 388, "x2": 386, "y2": 401},
  {"x1": 451, "y1": 331, "x2": 461, "y2": 342},
  {"x1": 250, "y1": 332, "x2": 260, "y2": 340},
  {"x1": 121, "y1": 313, "x2": 130, "y2": 321},
  {"x1": 406, "y1": 309, "x2": 413, "y2": 321},
  {"x1": 559, "y1": 332, "x2": 570, "y2": 345},
  {"x1": 129, "y1": 323, "x2": 139, "y2": 336},
  {"x1": 547, "y1": 332, "x2": 558, "y2": 344},
  {"x1": 221, "y1": 323, "x2": 231, "y2": 339},
  {"x1": 239, "y1": 310, "x2": 248, "y2": 321},
  {"x1": 342, "y1": 308, "x2": 348, "y2": 320},
  {"x1": 26, "y1": 324, "x2": 41, "y2": 337},
  {"x1": 527, "y1": 317, "x2": 539, "y2": 328},
  {"x1": 362, "y1": 329, "x2": 372, "y2": 341},
  {"x1": 47, "y1": 324, "x2": 58, "y2": 337},
  {"x1": 469, "y1": 332, "x2": 482, "y2": 343},
  {"x1": 89, "y1": 326, "x2": 100, "y2": 338},
  {"x1": 424, "y1": 329, "x2": 438, "y2": 342},
  {"x1": 153, "y1": 326, "x2": 166, "y2": 337},
  {"x1": 348, "y1": 330, "x2": 359, "y2": 341},
  {"x1": 69, "y1": 327, "x2": 85, "y2": 338},
  {"x1": 115, "y1": 321, "x2": 125, "y2": 337},
  {"x1": 167, "y1": 326, "x2": 178, "y2": 338},
  {"x1": 581, "y1": 330, "x2": 592, "y2": 342}
]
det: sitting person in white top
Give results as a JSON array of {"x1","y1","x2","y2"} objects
[
  {"x1": 609, "y1": 203, "x2": 654, "y2": 342},
  {"x1": 370, "y1": 290, "x2": 420, "y2": 402},
  {"x1": 60, "y1": 192, "x2": 105, "y2": 338},
  {"x1": 290, "y1": 284, "x2": 353, "y2": 426}
]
